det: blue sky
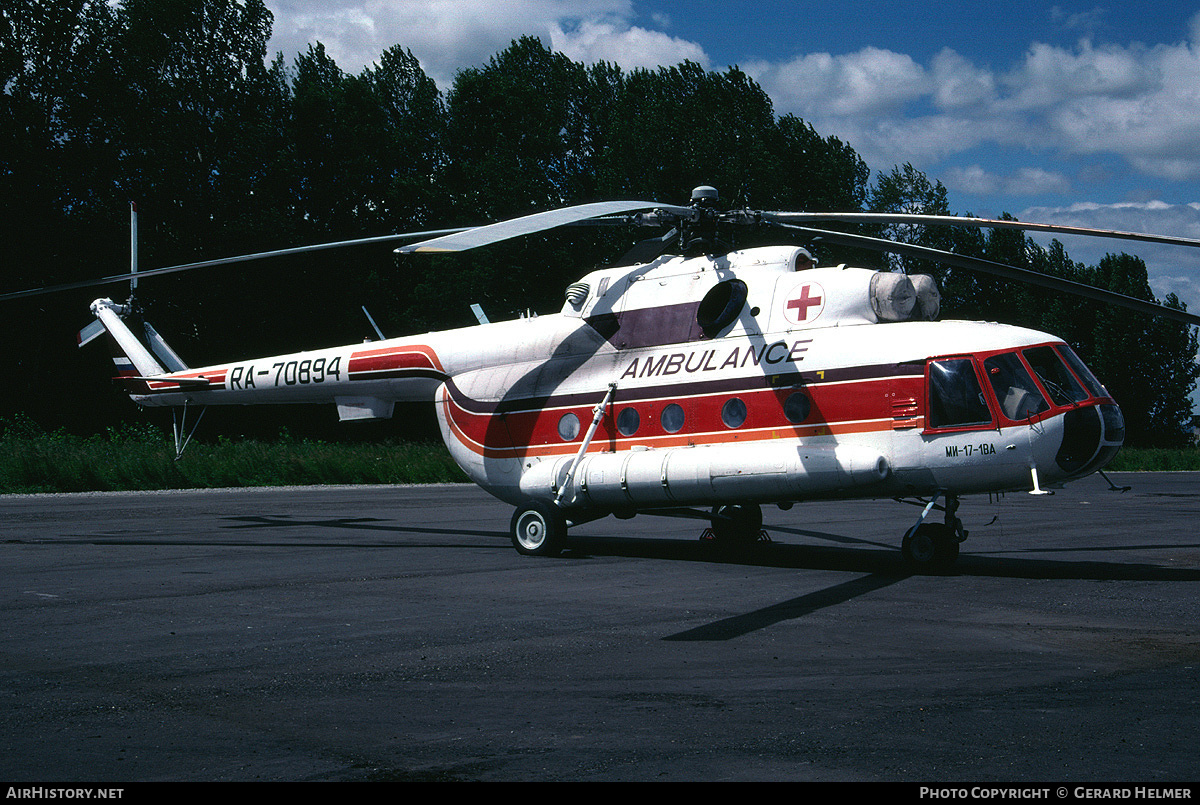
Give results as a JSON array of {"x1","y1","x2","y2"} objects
[{"x1": 264, "y1": 1, "x2": 1200, "y2": 317}]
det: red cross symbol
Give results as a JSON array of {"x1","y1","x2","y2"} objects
[{"x1": 786, "y1": 283, "x2": 824, "y2": 322}]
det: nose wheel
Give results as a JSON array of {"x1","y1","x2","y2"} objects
[
  {"x1": 901, "y1": 521, "x2": 961, "y2": 566},
  {"x1": 900, "y1": 492, "x2": 965, "y2": 568}
]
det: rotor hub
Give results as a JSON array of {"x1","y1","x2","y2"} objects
[{"x1": 691, "y1": 186, "x2": 719, "y2": 207}]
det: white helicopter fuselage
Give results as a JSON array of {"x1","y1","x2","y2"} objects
[{"x1": 104, "y1": 245, "x2": 1124, "y2": 523}]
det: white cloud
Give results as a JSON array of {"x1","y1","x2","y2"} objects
[
  {"x1": 266, "y1": 0, "x2": 635, "y2": 86},
  {"x1": 745, "y1": 18, "x2": 1200, "y2": 190},
  {"x1": 746, "y1": 47, "x2": 928, "y2": 119},
  {"x1": 945, "y1": 165, "x2": 1073, "y2": 197},
  {"x1": 1003, "y1": 40, "x2": 1157, "y2": 110},
  {"x1": 1015, "y1": 38, "x2": 1200, "y2": 180},
  {"x1": 548, "y1": 20, "x2": 708, "y2": 71},
  {"x1": 1049, "y1": 5, "x2": 1110, "y2": 37},
  {"x1": 929, "y1": 48, "x2": 997, "y2": 110}
]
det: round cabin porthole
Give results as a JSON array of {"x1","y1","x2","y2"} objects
[
  {"x1": 721, "y1": 398, "x2": 747, "y2": 429},
  {"x1": 557, "y1": 412, "x2": 580, "y2": 441},
  {"x1": 784, "y1": 391, "x2": 811, "y2": 424},
  {"x1": 661, "y1": 403, "x2": 685, "y2": 433},
  {"x1": 617, "y1": 406, "x2": 640, "y2": 436}
]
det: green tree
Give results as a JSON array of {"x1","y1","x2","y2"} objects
[
  {"x1": 866, "y1": 163, "x2": 958, "y2": 281},
  {"x1": 595, "y1": 61, "x2": 779, "y2": 205},
  {"x1": 1024, "y1": 238, "x2": 1092, "y2": 346},
  {"x1": 0, "y1": 0, "x2": 124, "y2": 284},
  {"x1": 1142, "y1": 293, "x2": 1199, "y2": 446},
  {"x1": 768, "y1": 115, "x2": 869, "y2": 213},
  {"x1": 286, "y1": 43, "x2": 445, "y2": 235},
  {"x1": 444, "y1": 36, "x2": 593, "y2": 218},
  {"x1": 114, "y1": 0, "x2": 277, "y2": 244},
  {"x1": 1085, "y1": 254, "x2": 1198, "y2": 447},
  {"x1": 362, "y1": 45, "x2": 447, "y2": 227},
  {"x1": 866, "y1": 166, "x2": 1040, "y2": 327},
  {"x1": 0, "y1": 0, "x2": 125, "y2": 431},
  {"x1": 105, "y1": 0, "x2": 296, "y2": 368}
]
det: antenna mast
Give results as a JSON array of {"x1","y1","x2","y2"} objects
[{"x1": 129, "y1": 201, "x2": 138, "y2": 298}]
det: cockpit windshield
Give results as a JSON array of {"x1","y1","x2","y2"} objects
[
  {"x1": 984, "y1": 352, "x2": 1048, "y2": 420},
  {"x1": 927, "y1": 343, "x2": 1113, "y2": 431},
  {"x1": 1054, "y1": 344, "x2": 1110, "y2": 398},
  {"x1": 1023, "y1": 345, "x2": 1088, "y2": 406}
]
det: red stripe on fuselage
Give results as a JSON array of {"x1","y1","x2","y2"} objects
[
  {"x1": 143, "y1": 370, "x2": 228, "y2": 391},
  {"x1": 443, "y1": 370, "x2": 924, "y2": 460},
  {"x1": 348, "y1": 344, "x2": 444, "y2": 377}
]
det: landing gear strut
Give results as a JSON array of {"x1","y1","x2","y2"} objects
[{"x1": 900, "y1": 492, "x2": 966, "y2": 568}]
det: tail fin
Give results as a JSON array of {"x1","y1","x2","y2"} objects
[
  {"x1": 81, "y1": 298, "x2": 165, "y2": 379},
  {"x1": 143, "y1": 321, "x2": 188, "y2": 372}
]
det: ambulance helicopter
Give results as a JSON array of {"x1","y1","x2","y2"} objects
[{"x1": 6, "y1": 187, "x2": 1200, "y2": 567}]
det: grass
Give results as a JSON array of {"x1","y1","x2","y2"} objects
[
  {"x1": 0, "y1": 416, "x2": 467, "y2": 494},
  {"x1": 1104, "y1": 447, "x2": 1200, "y2": 472},
  {"x1": 0, "y1": 414, "x2": 1196, "y2": 494}
]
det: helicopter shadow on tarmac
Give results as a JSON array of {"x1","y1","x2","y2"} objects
[
  {"x1": 212, "y1": 509, "x2": 1200, "y2": 586},
  {"x1": 100, "y1": 510, "x2": 1177, "y2": 642},
  {"x1": 560, "y1": 526, "x2": 1200, "y2": 579},
  {"x1": 556, "y1": 526, "x2": 1200, "y2": 641},
  {"x1": 206, "y1": 506, "x2": 1200, "y2": 645}
]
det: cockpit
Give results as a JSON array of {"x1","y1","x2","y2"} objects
[{"x1": 926, "y1": 342, "x2": 1124, "y2": 478}]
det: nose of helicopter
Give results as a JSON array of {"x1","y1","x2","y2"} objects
[{"x1": 1055, "y1": 402, "x2": 1125, "y2": 477}]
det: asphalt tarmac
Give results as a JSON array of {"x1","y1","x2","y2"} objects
[{"x1": 2, "y1": 472, "x2": 1198, "y2": 782}]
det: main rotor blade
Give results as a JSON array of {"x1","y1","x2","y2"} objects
[
  {"x1": 396, "y1": 201, "x2": 695, "y2": 254},
  {"x1": 775, "y1": 223, "x2": 1200, "y2": 327},
  {"x1": 0, "y1": 228, "x2": 468, "y2": 303},
  {"x1": 764, "y1": 211, "x2": 1200, "y2": 250}
]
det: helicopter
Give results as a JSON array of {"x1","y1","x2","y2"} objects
[{"x1": 5, "y1": 186, "x2": 1200, "y2": 568}]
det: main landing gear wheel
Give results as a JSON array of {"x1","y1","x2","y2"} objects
[
  {"x1": 901, "y1": 522, "x2": 960, "y2": 568},
  {"x1": 709, "y1": 503, "x2": 763, "y2": 545},
  {"x1": 510, "y1": 500, "x2": 567, "y2": 557}
]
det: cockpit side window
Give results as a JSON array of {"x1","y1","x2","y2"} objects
[
  {"x1": 927, "y1": 358, "x2": 993, "y2": 429},
  {"x1": 984, "y1": 352, "x2": 1049, "y2": 421},
  {"x1": 1023, "y1": 346, "x2": 1088, "y2": 406}
]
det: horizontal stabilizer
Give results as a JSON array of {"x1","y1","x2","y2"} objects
[{"x1": 113, "y1": 375, "x2": 211, "y2": 388}]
